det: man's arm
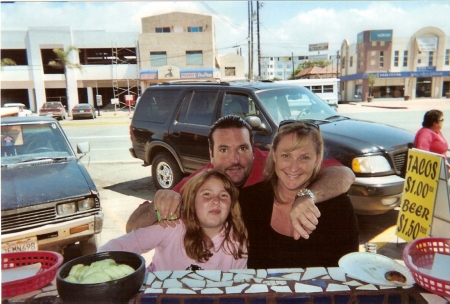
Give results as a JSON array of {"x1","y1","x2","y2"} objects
[
  {"x1": 126, "y1": 201, "x2": 158, "y2": 233},
  {"x1": 290, "y1": 166, "x2": 355, "y2": 240}
]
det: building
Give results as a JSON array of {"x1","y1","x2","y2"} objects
[
  {"x1": 340, "y1": 27, "x2": 450, "y2": 102},
  {"x1": 1, "y1": 12, "x2": 245, "y2": 112},
  {"x1": 295, "y1": 66, "x2": 339, "y2": 79}
]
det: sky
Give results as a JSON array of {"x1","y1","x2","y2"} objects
[{"x1": 2, "y1": 1, "x2": 450, "y2": 59}]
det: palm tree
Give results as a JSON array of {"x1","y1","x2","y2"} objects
[
  {"x1": 366, "y1": 73, "x2": 378, "y2": 101},
  {"x1": 1, "y1": 58, "x2": 17, "y2": 67},
  {"x1": 48, "y1": 46, "x2": 82, "y2": 115}
]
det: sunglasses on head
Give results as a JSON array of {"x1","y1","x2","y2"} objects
[{"x1": 279, "y1": 120, "x2": 319, "y2": 130}]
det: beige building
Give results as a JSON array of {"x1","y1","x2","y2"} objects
[
  {"x1": 340, "y1": 27, "x2": 450, "y2": 102},
  {"x1": 138, "y1": 12, "x2": 245, "y2": 88}
]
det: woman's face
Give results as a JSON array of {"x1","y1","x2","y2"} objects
[
  {"x1": 273, "y1": 133, "x2": 320, "y2": 192},
  {"x1": 195, "y1": 176, "x2": 232, "y2": 238},
  {"x1": 436, "y1": 116, "x2": 444, "y2": 130}
]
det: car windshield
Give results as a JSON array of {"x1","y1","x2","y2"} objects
[
  {"x1": 256, "y1": 86, "x2": 337, "y2": 125},
  {"x1": 43, "y1": 103, "x2": 62, "y2": 108},
  {"x1": 1, "y1": 122, "x2": 74, "y2": 165}
]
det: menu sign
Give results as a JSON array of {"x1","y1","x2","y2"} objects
[{"x1": 396, "y1": 149, "x2": 442, "y2": 242}]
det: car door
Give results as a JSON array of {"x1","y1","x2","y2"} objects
[{"x1": 169, "y1": 89, "x2": 222, "y2": 173}]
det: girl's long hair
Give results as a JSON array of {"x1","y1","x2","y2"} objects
[
  {"x1": 264, "y1": 122, "x2": 323, "y2": 204},
  {"x1": 181, "y1": 169, "x2": 248, "y2": 263}
]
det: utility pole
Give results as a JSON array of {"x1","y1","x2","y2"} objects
[
  {"x1": 248, "y1": 1, "x2": 252, "y2": 80},
  {"x1": 292, "y1": 52, "x2": 295, "y2": 79},
  {"x1": 257, "y1": 1, "x2": 261, "y2": 78},
  {"x1": 336, "y1": 50, "x2": 340, "y2": 78}
]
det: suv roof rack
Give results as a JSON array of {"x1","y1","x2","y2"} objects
[{"x1": 159, "y1": 80, "x2": 230, "y2": 86}]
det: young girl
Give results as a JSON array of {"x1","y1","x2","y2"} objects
[{"x1": 98, "y1": 170, "x2": 248, "y2": 271}]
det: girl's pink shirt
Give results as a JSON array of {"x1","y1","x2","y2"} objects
[{"x1": 98, "y1": 223, "x2": 247, "y2": 272}]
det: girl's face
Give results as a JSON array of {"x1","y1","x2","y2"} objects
[
  {"x1": 273, "y1": 133, "x2": 320, "y2": 192},
  {"x1": 195, "y1": 176, "x2": 232, "y2": 238}
]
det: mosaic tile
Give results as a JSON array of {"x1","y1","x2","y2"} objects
[
  {"x1": 171, "y1": 270, "x2": 191, "y2": 279},
  {"x1": 294, "y1": 282, "x2": 323, "y2": 293},
  {"x1": 154, "y1": 270, "x2": 172, "y2": 281},
  {"x1": 144, "y1": 288, "x2": 163, "y2": 294},
  {"x1": 145, "y1": 272, "x2": 156, "y2": 285},
  {"x1": 225, "y1": 283, "x2": 250, "y2": 294},
  {"x1": 187, "y1": 273, "x2": 204, "y2": 280},
  {"x1": 327, "y1": 267, "x2": 346, "y2": 281},
  {"x1": 343, "y1": 280, "x2": 362, "y2": 286},
  {"x1": 271, "y1": 286, "x2": 292, "y2": 293},
  {"x1": 267, "y1": 268, "x2": 303, "y2": 274},
  {"x1": 196, "y1": 270, "x2": 222, "y2": 281},
  {"x1": 263, "y1": 280, "x2": 287, "y2": 286},
  {"x1": 151, "y1": 281, "x2": 163, "y2": 289},
  {"x1": 256, "y1": 269, "x2": 267, "y2": 278},
  {"x1": 201, "y1": 288, "x2": 224, "y2": 294},
  {"x1": 229, "y1": 269, "x2": 256, "y2": 275},
  {"x1": 245, "y1": 284, "x2": 269, "y2": 293},
  {"x1": 233, "y1": 273, "x2": 254, "y2": 283},
  {"x1": 282, "y1": 273, "x2": 301, "y2": 281},
  {"x1": 206, "y1": 280, "x2": 234, "y2": 288},
  {"x1": 301, "y1": 267, "x2": 327, "y2": 280},
  {"x1": 326, "y1": 283, "x2": 351, "y2": 292},
  {"x1": 222, "y1": 272, "x2": 234, "y2": 281},
  {"x1": 162, "y1": 279, "x2": 183, "y2": 288},
  {"x1": 253, "y1": 278, "x2": 263, "y2": 283},
  {"x1": 181, "y1": 277, "x2": 206, "y2": 288},
  {"x1": 379, "y1": 285, "x2": 397, "y2": 289}
]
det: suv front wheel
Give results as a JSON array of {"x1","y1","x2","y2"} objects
[{"x1": 151, "y1": 152, "x2": 183, "y2": 190}]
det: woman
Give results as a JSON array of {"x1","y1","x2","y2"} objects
[
  {"x1": 239, "y1": 121, "x2": 359, "y2": 269},
  {"x1": 414, "y1": 109, "x2": 449, "y2": 170},
  {"x1": 99, "y1": 170, "x2": 248, "y2": 271}
]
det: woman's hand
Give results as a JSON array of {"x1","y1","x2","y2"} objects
[{"x1": 290, "y1": 196, "x2": 321, "y2": 240}]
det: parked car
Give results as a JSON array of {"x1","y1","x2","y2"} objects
[
  {"x1": 39, "y1": 102, "x2": 67, "y2": 120},
  {"x1": 129, "y1": 81, "x2": 415, "y2": 215},
  {"x1": 2, "y1": 103, "x2": 33, "y2": 117},
  {"x1": 72, "y1": 103, "x2": 97, "y2": 120},
  {"x1": 1, "y1": 116, "x2": 103, "y2": 255}
]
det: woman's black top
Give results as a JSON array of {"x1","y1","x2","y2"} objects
[{"x1": 239, "y1": 181, "x2": 359, "y2": 269}]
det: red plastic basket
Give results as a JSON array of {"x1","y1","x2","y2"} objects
[
  {"x1": 403, "y1": 237, "x2": 450, "y2": 297},
  {"x1": 1, "y1": 251, "x2": 64, "y2": 299}
]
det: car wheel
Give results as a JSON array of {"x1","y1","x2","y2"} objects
[
  {"x1": 79, "y1": 234, "x2": 99, "y2": 256},
  {"x1": 151, "y1": 152, "x2": 183, "y2": 190}
]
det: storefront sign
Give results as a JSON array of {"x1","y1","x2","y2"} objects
[
  {"x1": 370, "y1": 30, "x2": 393, "y2": 42},
  {"x1": 396, "y1": 149, "x2": 442, "y2": 242},
  {"x1": 417, "y1": 36, "x2": 438, "y2": 52}
]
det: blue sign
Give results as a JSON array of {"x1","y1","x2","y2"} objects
[
  {"x1": 417, "y1": 66, "x2": 436, "y2": 71},
  {"x1": 370, "y1": 30, "x2": 393, "y2": 42},
  {"x1": 340, "y1": 70, "x2": 450, "y2": 81}
]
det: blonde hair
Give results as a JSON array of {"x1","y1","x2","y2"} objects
[
  {"x1": 180, "y1": 169, "x2": 248, "y2": 263},
  {"x1": 264, "y1": 122, "x2": 323, "y2": 204}
]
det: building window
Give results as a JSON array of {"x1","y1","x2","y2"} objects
[
  {"x1": 286, "y1": 65, "x2": 291, "y2": 69},
  {"x1": 428, "y1": 51, "x2": 434, "y2": 66},
  {"x1": 379, "y1": 51, "x2": 384, "y2": 68},
  {"x1": 278, "y1": 65, "x2": 282, "y2": 69},
  {"x1": 341, "y1": 56, "x2": 345, "y2": 68},
  {"x1": 155, "y1": 27, "x2": 170, "y2": 33},
  {"x1": 225, "y1": 67, "x2": 235, "y2": 76},
  {"x1": 269, "y1": 65, "x2": 273, "y2": 68},
  {"x1": 403, "y1": 51, "x2": 408, "y2": 67},
  {"x1": 350, "y1": 56, "x2": 353, "y2": 67},
  {"x1": 188, "y1": 26, "x2": 203, "y2": 32},
  {"x1": 394, "y1": 51, "x2": 399, "y2": 67},
  {"x1": 186, "y1": 50, "x2": 203, "y2": 65},
  {"x1": 277, "y1": 72, "x2": 282, "y2": 76},
  {"x1": 150, "y1": 52, "x2": 167, "y2": 66},
  {"x1": 445, "y1": 49, "x2": 450, "y2": 65},
  {"x1": 270, "y1": 57, "x2": 273, "y2": 61}
]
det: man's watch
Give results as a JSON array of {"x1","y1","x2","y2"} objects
[{"x1": 295, "y1": 189, "x2": 315, "y2": 204}]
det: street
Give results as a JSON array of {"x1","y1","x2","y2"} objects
[{"x1": 60, "y1": 99, "x2": 450, "y2": 265}]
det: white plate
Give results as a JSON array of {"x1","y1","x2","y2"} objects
[{"x1": 338, "y1": 252, "x2": 414, "y2": 286}]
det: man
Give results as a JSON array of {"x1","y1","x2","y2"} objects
[{"x1": 126, "y1": 115, "x2": 355, "y2": 240}]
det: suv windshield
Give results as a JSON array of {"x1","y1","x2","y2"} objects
[
  {"x1": 1, "y1": 122, "x2": 74, "y2": 165},
  {"x1": 256, "y1": 86, "x2": 336, "y2": 124}
]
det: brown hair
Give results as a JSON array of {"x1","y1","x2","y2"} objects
[
  {"x1": 422, "y1": 109, "x2": 443, "y2": 128},
  {"x1": 181, "y1": 169, "x2": 248, "y2": 263},
  {"x1": 264, "y1": 121, "x2": 323, "y2": 204}
]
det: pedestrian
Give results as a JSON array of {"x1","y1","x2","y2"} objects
[
  {"x1": 99, "y1": 169, "x2": 248, "y2": 271},
  {"x1": 414, "y1": 109, "x2": 449, "y2": 171},
  {"x1": 239, "y1": 120, "x2": 359, "y2": 268},
  {"x1": 126, "y1": 115, "x2": 355, "y2": 240}
]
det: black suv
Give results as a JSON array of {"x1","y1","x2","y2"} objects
[{"x1": 129, "y1": 81, "x2": 414, "y2": 215}]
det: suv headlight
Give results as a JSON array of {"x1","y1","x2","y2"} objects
[
  {"x1": 352, "y1": 155, "x2": 392, "y2": 173},
  {"x1": 57, "y1": 198, "x2": 95, "y2": 215}
]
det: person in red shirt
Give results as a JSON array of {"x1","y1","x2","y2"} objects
[
  {"x1": 414, "y1": 109, "x2": 449, "y2": 170},
  {"x1": 126, "y1": 115, "x2": 355, "y2": 239}
]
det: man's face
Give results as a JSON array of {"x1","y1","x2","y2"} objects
[{"x1": 209, "y1": 127, "x2": 254, "y2": 187}]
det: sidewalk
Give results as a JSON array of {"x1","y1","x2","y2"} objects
[{"x1": 340, "y1": 97, "x2": 450, "y2": 112}]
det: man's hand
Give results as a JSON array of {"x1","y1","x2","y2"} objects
[{"x1": 290, "y1": 196, "x2": 321, "y2": 240}]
